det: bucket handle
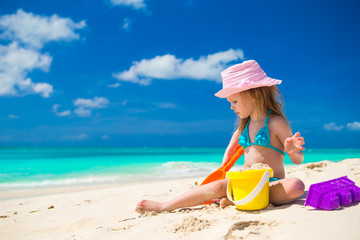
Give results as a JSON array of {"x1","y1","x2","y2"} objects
[{"x1": 226, "y1": 171, "x2": 270, "y2": 206}]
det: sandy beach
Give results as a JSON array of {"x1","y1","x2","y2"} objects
[{"x1": 1, "y1": 158, "x2": 360, "y2": 240}]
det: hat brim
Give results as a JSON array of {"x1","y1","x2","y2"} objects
[
  {"x1": 215, "y1": 78, "x2": 282, "y2": 98},
  {"x1": 215, "y1": 86, "x2": 253, "y2": 98}
]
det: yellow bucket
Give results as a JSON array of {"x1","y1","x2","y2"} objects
[{"x1": 225, "y1": 169, "x2": 273, "y2": 210}]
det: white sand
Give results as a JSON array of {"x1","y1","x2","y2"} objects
[{"x1": 1, "y1": 159, "x2": 360, "y2": 240}]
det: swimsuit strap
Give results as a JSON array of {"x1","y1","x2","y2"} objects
[
  {"x1": 265, "y1": 115, "x2": 269, "y2": 125},
  {"x1": 264, "y1": 109, "x2": 272, "y2": 124},
  {"x1": 238, "y1": 109, "x2": 285, "y2": 155}
]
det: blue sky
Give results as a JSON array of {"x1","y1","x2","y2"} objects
[{"x1": 0, "y1": 0, "x2": 359, "y2": 148}]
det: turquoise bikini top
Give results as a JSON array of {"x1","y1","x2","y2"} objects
[{"x1": 239, "y1": 111, "x2": 285, "y2": 155}]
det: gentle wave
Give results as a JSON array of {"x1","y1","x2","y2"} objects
[
  {"x1": 152, "y1": 161, "x2": 220, "y2": 179},
  {"x1": 0, "y1": 175, "x2": 131, "y2": 189},
  {"x1": 0, "y1": 161, "x2": 222, "y2": 190}
]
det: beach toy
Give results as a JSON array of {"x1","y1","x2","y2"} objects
[
  {"x1": 305, "y1": 176, "x2": 360, "y2": 210},
  {"x1": 226, "y1": 168, "x2": 273, "y2": 210},
  {"x1": 200, "y1": 146, "x2": 244, "y2": 186}
]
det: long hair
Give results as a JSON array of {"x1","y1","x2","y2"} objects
[{"x1": 236, "y1": 86, "x2": 287, "y2": 133}]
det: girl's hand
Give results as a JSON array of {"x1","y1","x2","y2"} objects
[
  {"x1": 221, "y1": 144, "x2": 238, "y2": 167},
  {"x1": 221, "y1": 155, "x2": 230, "y2": 168},
  {"x1": 284, "y1": 132, "x2": 305, "y2": 155}
]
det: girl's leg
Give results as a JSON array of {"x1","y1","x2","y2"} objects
[
  {"x1": 136, "y1": 179, "x2": 228, "y2": 213},
  {"x1": 269, "y1": 178, "x2": 305, "y2": 205}
]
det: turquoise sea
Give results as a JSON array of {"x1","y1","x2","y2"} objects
[{"x1": 0, "y1": 147, "x2": 359, "y2": 190}]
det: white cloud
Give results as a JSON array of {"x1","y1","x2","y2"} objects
[
  {"x1": 157, "y1": 102, "x2": 176, "y2": 109},
  {"x1": 122, "y1": 18, "x2": 131, "y2": 31},
  {"x1": 8, "y1": 114, "x2": 19, "y2": 119},
  {"x1": 0, "y1": 9, "x2": 85, "y2": 98},
  {"x1": 73, "y1": 97, "x2": 110, "y2": 117},
  {"x1": 52, "y1": 104, "x2": 60, "y2": 112},
  {"x1": 74, "y1": 97, "x2": 110, "y2": 109},
  {"x1": 323, "y1": 122, "x2": 344, "y2": 131},
  {"x1": 110, "y1": 0, "x2": 146, "y2": 10},
  {"x1": 74, "y1": 107, "x2": 92, "y2": 117},
  {"x1": 0, "y1": 42, "x2": 51, "y2": 71},
  {"x1": 0, "y1": 9, "x2": 86, "y2": 48},
  {"x1": 56, "y1": 110, "x2": 71, "y2": 117},
  {"x1": 32, "y1": 82, "x2": 53, "y2": 97},
  {"x1": 113, "y1": 49, "x2": 244, "y2": 85},
  {"x1": 0, "y1": 42, "x2": 53, "y2": 97},
  {"x1": 52, "y1": 104, "x2": 71, "y2": 117},
  {"x1": 347, "y1": 121, "x2": 360, "y2": 131},
  {"x1": 107, "y1": 82, "x2": 121, "y2": 88}
]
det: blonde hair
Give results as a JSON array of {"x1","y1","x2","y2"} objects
[{"x1": 236, "y1": 86, "x2": 287, "y2": 133}]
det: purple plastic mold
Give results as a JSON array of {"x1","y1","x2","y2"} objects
[{"x1": 305, "y1": 176, "x2": 360, "y2": 210}]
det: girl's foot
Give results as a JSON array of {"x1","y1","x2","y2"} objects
[
  {"x1": 135, "y1": 200, "x2": 166, "y2": 214},
  {"x1": 219, "y1": 197, "x2": 234, "y2": 208}
]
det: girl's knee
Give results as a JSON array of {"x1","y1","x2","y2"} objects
[
  {"x1": 286, "y1": 178, "x2": 305, "y2": 198},
  {"x1": 270, "y1": 178, "x2": 305, "y2": 205}
]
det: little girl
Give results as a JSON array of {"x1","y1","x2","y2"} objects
[{"x1": 136, "y1": 60, "x2": 305, "y2": 213}]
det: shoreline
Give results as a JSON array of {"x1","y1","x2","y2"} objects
[
  {"x1": 1, "y1": 158, "x2": 359, "y2": 201},
  {"x1": 1, "y1": 158, "x2": 359, "y2": 240},
  {"x1": 0, "y1": 177, "x2": 202, "y2": 202},
  {"x1": 0, "y1": 182, "x2": 128, "y2": 202}
]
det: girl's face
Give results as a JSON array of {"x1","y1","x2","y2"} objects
[{"x1": 226, "y1": 93, "x2": 253, "y2": 118}]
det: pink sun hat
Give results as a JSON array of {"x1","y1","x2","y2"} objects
[{"x1": 215, "y1": 60, "x2": 282, "y2": 98}]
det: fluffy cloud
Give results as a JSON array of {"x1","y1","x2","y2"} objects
[
  {"x1": 323, "y1": 122, "x2": 344, "y2": 131},
  {"x1": 0, "y1": 42, "x2": 53, "y2": 97},
  {"x1": 0, "y1": 9, "x2": 85, "y2": 98},
  {"x1": 347, "y1": 121, "x2": 360, "y2": 131},
  {"x1": 0, "y1": 9, "x2": 86, "y2": 48},
  {"x1": 74, "y1": 108, "x2": 92, "y2": 117},
  {"x1": 52, "y1": 97, "x2": 110, "y2": 118},
  {"x1": 157, "y1": 102, "x2": 176, "y2": 109},
  {"x1": 113, "y1": 49, "x2": 244, "y2": 85},
  {"x1": 52, "y1": 104, "x2": 71, "y2": 117},
  {"x1": 323, "y1": 121, "x2": 360, "y2": 131},
  {"x1": 122, "y1": 18, "x2": 131, "y2": 31},
  {"x1": 74, "y1": 97, "x2": 110, "y2": 108},
  {"x1": 107, "y1": 82, "x2": 121, "y2": 88},
  {"x1": 73, "y1": 97, "x2": 110, "y2": 117},
  {"x1": 110, "y1": 0, "x2": 146, "y2": 10}
]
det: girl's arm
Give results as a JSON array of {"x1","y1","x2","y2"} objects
[
  {"x1": 221, "y1": 128, "x2": 241, "y2": 167},
  {"x1": 284, "y1": 132, "x2": 305, "y2": 164},
  {"x1": 274, "y1": 117, "x2": 305, "y2": 165}
]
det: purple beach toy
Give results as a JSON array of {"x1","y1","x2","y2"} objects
[{"x1": 305, "y1": 176, "x2": 360, "y2": 210}]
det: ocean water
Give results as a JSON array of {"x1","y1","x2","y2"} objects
[{"x1": 0, "y1": 147, "x2": 359, "y2": 190}]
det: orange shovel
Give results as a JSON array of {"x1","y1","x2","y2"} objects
[{"x1": 200, "y1": 145, "x2": 244, "y2": 186}]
